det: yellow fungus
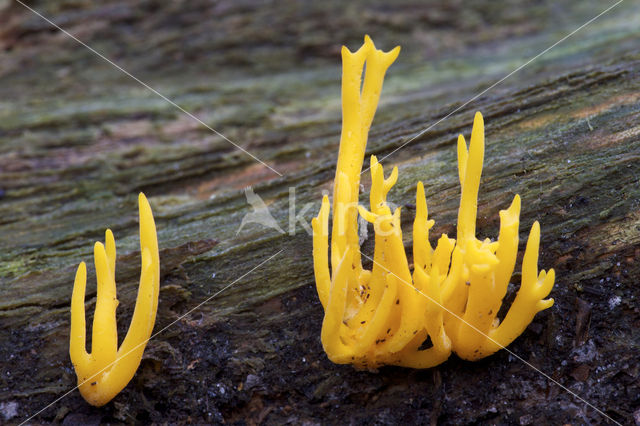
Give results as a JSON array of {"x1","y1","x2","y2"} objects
[
  {"x1": 312, "y1": 36, "x2": 555, "y2": 369},
  {"x1": 70, "y1": 192, "x2": 159, "y2": 406}
]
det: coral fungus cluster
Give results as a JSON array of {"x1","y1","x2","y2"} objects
[
  {"x1": 70, "y1": 193, "x2": 160, "y2": 406},
  {"x1": 312, "y1": 36, "x2": 555, "y2": 369}
]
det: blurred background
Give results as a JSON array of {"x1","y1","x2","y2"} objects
[{"x1": 0, "y1": 1, "x2": 639, "y2": 424}]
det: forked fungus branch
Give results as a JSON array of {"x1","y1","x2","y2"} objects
[
  {"x1": 312, "y1": 36, "x2": 555, "y2": 369},
  {"x1": 70, "y1": 193, "x2": 160, "y2": 406}
]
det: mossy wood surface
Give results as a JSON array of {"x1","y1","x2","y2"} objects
[{"x1": 0, "y1": 1, "x2": 639, "y2": 424}]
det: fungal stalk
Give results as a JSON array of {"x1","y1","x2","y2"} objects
[
  {"x1": 312, "y1": 36, "x2": 555, "y2": 369},
  {"x1": 70, "y1": 192, "x2": 159, "y2": 406}
]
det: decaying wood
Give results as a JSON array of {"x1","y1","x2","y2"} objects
[{"x1": 0, "y1": 1, "x2": 639, "y2": 424}]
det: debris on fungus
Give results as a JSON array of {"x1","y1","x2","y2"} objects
[
  {"x1": 312, "y1": 36, "x2": 555, "y2": 369},
  {"x1": 70, "y1": 193, "x2": 159, "y2": 406}
]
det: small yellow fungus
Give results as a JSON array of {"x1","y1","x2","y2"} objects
[
  {"x1": 312, "y1": 36, "x2": 555, "y2": 369},
  {"x1": 70, "y1": 192, "x2": 159, "y2": 406}
]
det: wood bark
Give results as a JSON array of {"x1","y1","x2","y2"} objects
[{"x1": 0, "y1": 1, "x2": 638, "y2": 424}]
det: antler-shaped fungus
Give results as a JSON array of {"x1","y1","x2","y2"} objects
[
  {"x1": 70, "y1": 193, "x2": 159, "y2": 406},
  {"x1": 312, "y1": 36, "x2": 555, "y2": 369},
  {"x1": 443, "y1": 112, "x2": 555, "y2": 361}
]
